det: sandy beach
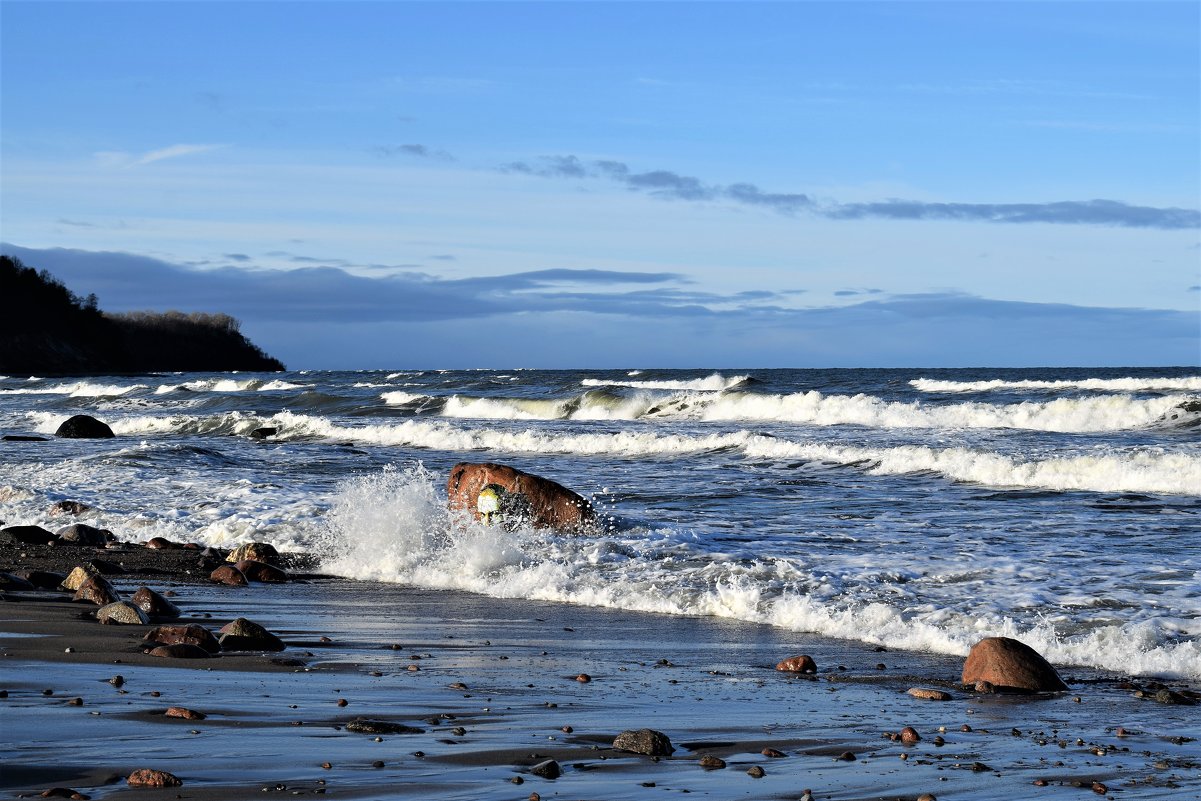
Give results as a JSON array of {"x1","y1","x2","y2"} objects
[{"x1": 2, "y1": 538, "x2": 1198, "y2": 801}]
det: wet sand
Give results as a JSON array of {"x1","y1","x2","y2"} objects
[{"x1": 1, "y1": 540, "x2": 1198, "y2": 801}]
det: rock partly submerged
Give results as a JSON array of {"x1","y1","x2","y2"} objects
[
  {"x1": 962, "y1": 636, "x2": 1068, "y2": 693},
  {"x1": 55, "y1": 415, "x2": 115, "y2": 439},
  {"x1": 612, "y1": 728, "x2": 675, "y2": 756},
  {"x1": 446, "y1": 462, "x2": 594, "y2": 532}
]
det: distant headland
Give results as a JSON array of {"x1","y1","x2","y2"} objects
[{"x1": 0, "y1": 255, "x2": 285, "y2": 374}]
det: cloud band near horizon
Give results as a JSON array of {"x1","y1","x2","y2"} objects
[{"x1": 503, "y1": 154, "x2": 1200, "y2": 230}]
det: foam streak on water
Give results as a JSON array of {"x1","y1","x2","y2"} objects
[{"x1": 2, "y1": 367, "x2": 1198, "y2": 679}]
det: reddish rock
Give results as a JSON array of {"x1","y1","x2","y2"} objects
[
  {"x1": 900, "y1": 726, "x2": 921, "y2": 745},
  {"x1": 208, "y1": 564, "x2": 248, "y2": 587},
  {"x1": 143, "y1": 624, "x2": 220, "y2": 653},
  {"x1": 164, "y1": 706, "x2": 206, "y2": 720},
  {"x1": 907, "y1": 687, "x2": 953, "y2": 701},
  {"x1": 226, "y1": 541, "x2": 281, "y2": 565},
  {"x1": 235, "y1": 559, "x2": 287, "y2": 583},
  {"x1": 126, "y1": 769, "x2": 181, "y2": 788},
  {"x1": 961, "y1": 637, "x2": 1068, "y2": 693},
  {"x1": 73, "y1": 576, "x2": 120, "y2": 606},
  {"x1": 776, "y1": 654, "x2": 817, "y2": 673},
  {"x1": 698, "y1": 755, "x2": 726, "y2": 769},
  {"x1": 218, "y1": 617, "x2": 285, "y2": 651},
  {"x1": 97, "y1": 601, "x2": 150, "y2": 625},
  {"x1": 147, "y1": 643, "x2": 212, "y2": 659},
  {"x1": 447, "y1": 462, "x2": 593, "y2": 531},
  {"x1": 145, "y1": 537, "x2": 181, "y2": 550},
  {"x1": 61, "y1": 564, "x2": 102, "y2": 591},
  {"x1": 131, "y1": 587, "x2": 181, "y2": 620}
]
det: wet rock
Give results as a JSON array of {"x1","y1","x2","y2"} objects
[
  {"x1": 612, "y1": 728, "x2": 674, "y2": 756},
  {"x1": 1150, "y1": 688, "x2": 1196, "y2": 706},
  {"x1": 836, "y1": 751, "x2": 857, "y2": 761},
  {"x1": 250, "y1": 427, "x2": 277, "y2": 440},
  {"x1": 145, "y1": 536, "x2": 181, "y2": 550},
  {"x1": 747, "y1": 766, "x2": 766, "y2": 778},
  {"x1": 49, "y1": 500, "x2": 94, "y2": 517},
  {"x1": 530, "y1": 759, "x2": 561, "y2": 779},
  {"x1": 147, "y1": 643, "x2": 212, "y2": 659},
  {"x1": 131, "y1": 587, "x2": 181, "y2": 620},
  {"x1": 761, "y1": 747, "x2": 785, "y2": 758},
  {"x1": 698, "y1": 755, "x2": 726, "y2": 769},
  {"x1": 900, "y1": 726, "x2": 921, "y2": 745},
  {"x1": 775, "y1": 654, "x2": 817, "y2": 673},
  {"x1": 144, "y1": 624, "x2": 221, "y2": 654},
  {"x1": 447, "y1": 462, "x2": 594, "y2": 532},
  {"x1": 73, "y1": 575, "x2": 120, "y2": 606},
  {"x1": 86, "y1": 558, "x2": 123, "y2": 575},
  {"x1": 126, "y1": 769, "x2": 181, "y2": 788},
  {"x1": 345, "y1": 718, "x2": 424, "y2": 734},
  {"x1": 14, "y1": 569, "x2": 66, "y2": 590},
  {"x1": 226, "y1": 542, "x2": 281, "y2": 565},
  {"x1": 97, "y1": 601, "x2": 150, "y2": 625},
  {"x1": 3, "y1": 434, "x2": 47, "y2": 442},
  {"x1": 165, "y1": 706, "x2": 206, "y2": 720},
  {"x1": 218, "y1": 617, "x2": 285, "y2": 651},
  {"x1": 575, "y1": 673, "x2": 591, "y2": 683},
  {"x1": 973, "y1": 680, "x2": 996, "y2": 694},
  {"x1": 235, "y1": 559, "x2": 288, "y2": 583},
  {"x1": 907, "y1": 687, "x2": 953, "y2": 701},
  {"x1": 961, "y1": 637, "x2": 1068, "y2": 693},
  {"x1": 56, "y1": 523, "x2": 109, "y2": 547},
  {"x1": 208, "y1": 564, "x2": 248, "y2": 587},
  {"x1": 0, "y1": 572, "x2": 36, "y2": 591},
  {"x1": 38, "y1": 788, "x2": 89, "y2": 799},
  {"x1": 1, "y1": 524, "x2": 59, "y2": 546}
]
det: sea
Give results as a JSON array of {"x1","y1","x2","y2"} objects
[{"x1": 1, "y1": 366, "x2": 1198, "y2": 680}]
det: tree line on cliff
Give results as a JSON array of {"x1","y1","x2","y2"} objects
[{"x1": 0, "y1": 255, "x2": 285, "y2": 374}]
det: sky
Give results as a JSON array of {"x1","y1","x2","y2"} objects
[{"x1": 1, "y1": 1, "x2": 1198, "y2": 369}]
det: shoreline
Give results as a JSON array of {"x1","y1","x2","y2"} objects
[{"x1": 2, "y1": 539, "x2": 1199, "y2": 800}]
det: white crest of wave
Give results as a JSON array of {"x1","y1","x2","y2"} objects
[
  {"x1": 700, "y1": 391, "x2": 1188, "y2": 432},
  {"x1": 154, "y1": 378, "x2": 299, "y2": 394},
  {"x1": 912, "y1": 376, "x2": 1201, "y2": 393},
  {"x1": 381, "y1": 391, "x2": 429, "y2": 406},
  {"x1": 439, "y1": 391, "x2": 659, "y2": 421},
  {"x1": 0, "y1": 381, "x2": 146, "y2": 397},
  {"x1": 582, "y1": 372, "x2": 749, "y2": 391}
]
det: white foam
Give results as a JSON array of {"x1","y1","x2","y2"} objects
[
  {"x1": 582, "y1": 372, "x2": 749, "y2": 391},
  {"x1": 381, "y1": 391, "x2": 429, "y2": 406},
  {"x1": 317, "y1": 467, "x2": 1201, "y2": 678},
  {"x1": 0, "y1": 381, "x2": 146, "y2": 397},
  {"x1": 912, "y1": 376, "x2": 1201, "y2": 393}
]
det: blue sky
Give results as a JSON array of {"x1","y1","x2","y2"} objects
[{"x1": 2, "y1": 1, "x2": 1198, "y2": 368}]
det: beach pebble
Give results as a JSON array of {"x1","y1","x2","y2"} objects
[
  {"x1": 345, "y1": 718, "x2": 423, "y2": 735},
  {"x1": 775, "y1": 654, "x2": 817, "y2": 673},
  {"x1": 218, "y1": 617, "x2": 285, "y2": 651},
  {"x1": 165, "y1": 706, "x2": 206, "y2": 720},
  {"x1": 126, "y1": 769, "x2": 181, "y2": 788},
  {"x1": 49, "y1": 500, "x2": 94, "y2": 517},
  {"x1": 1091, "y1": 782, "x2": 1108, "y2": 794},
  {"x1": 108, "y1": 675, "x2": 124, "y2": 687},
  {"x1": 147, "y1": 643, "x2": 212, "y2": 659},
  {"x1": 528, "y1": 794, "x2": 541, "y2": 801},
  {"x1": 209, "y1": 564, "x2": 248, "y2": 587},
  {"x1": 561, "y1": 725, "x2": 573, "y2": 733},
  {"x1": 907, "y1": 687, "x2": 953, "y2": 701},
  {"x1": 530, "y1": 759, "x2": 561, "y2": 779},
  {"x1": 747, "y1": 766, "x2": 766, "y2": 778},
  {"x1": 67, "y1": 697, "x2": 83, "y2": 706},
  {"x1": 97, "y1": 601, "x2": 150, "y2": 625},
  {"x1": 917, "y1": 795, "x2": 936, "y2": 801},
  {"x1": 612, "y1": 728, "x2": 674, "y2": 756},
  {"x1": 227, "y1": 541, "x2": 281, "y2": 565},
  {"x1": 337, "y1": 698, "x2": 348, "y2": 707},
  {"x1": 961, "y1": 636, "x2": 1068, "y2": 693},
  {"x1": 74, "y1": 576, "x2": 121, "y2": 607},
  {"x1": 698, "y1": 755, "x2": 726, "y2": 769},
  {"x1": 131, "y1": 587, "x2": 181, "y2": 620},
  {"x1": 38, "y1": 789, "x2": 89, "y2": 799},
  {"x1": 56, "y1": 523, "x2": 110, "y2": 547},
  {"x1": 575, "y1": 673, "x2": 591, "y2": 683},
  {"x1": 900, "y1": 726, "x2": 921, "y2": 745},
  {"x1": 236, "y1": 559, "x2": 288, "y2": 583},
  {"x1": 836, "y1": 751, "x2": 856, "y2": 761},
  {"x1": 761, "y1": 747, "x2": 785, "y2": 758},
  {"x1": 144, "y1": 624, "x2": 221, "y2": 654}
]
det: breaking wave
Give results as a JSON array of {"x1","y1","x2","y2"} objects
[
  {"x1": 581, "y1": 372, "x2": 750, "y2": 391},
  {"x1": 912, "y1": 376, "x2": 1201, "y2": 393}
]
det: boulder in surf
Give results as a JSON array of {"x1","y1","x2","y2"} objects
[
  {"x1": 447, "y1": 462, "x2": 593, "y2": 532},
  {"x1": 961, "y1": 636, "x2": 1068, "y2": 693},
  {"x1": 55, "y1": 415, "x2": 115, "y2": 439}
]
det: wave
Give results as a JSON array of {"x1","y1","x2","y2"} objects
[
  {"x1": 63, "y1": 410, "x2": 1199, "y2": 496},
  {"x1": 912, "y1": 376, "x2": 1201, "y2": 393},
  {"x1": 390, "y1": 386, "x2": 1195, "y2": 433},
  {"x1": 154, "y1": 378, "x2": 305, "y2": 394},
  {"x1": 0, "y1": 381, "x2": 147, "y2": 397},
  {"x1": 314, "y1": 466, "x2": 1200, "y2": 678},
  {"x1": 582, "y1": 372, "x2": 750, "y2": 391}
]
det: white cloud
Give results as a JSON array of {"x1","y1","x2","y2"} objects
[{"x1": 94, "y1": 143, "x2": 224, "y2": 167}]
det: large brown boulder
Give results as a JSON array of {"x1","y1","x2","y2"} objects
[
  {"x1": 226, "y1": 542, "x2": 280, "y2": 565},
  {"x1": 218, "y1": 617, "x2": 285, "y2": 652},
  {"x1": 446, "y1": 462, "x2": 593, "y2": 531},
  {"x1": 97, "y1": 601, "x2": 150, "y2": 625},
  {"x1": 126, "y1": 769, "x2": 181, "y2": 787},
  {"x1": 209, "y1": 564, "x2": 248, "y2": 587},
  {"x1": 962, "y1": 637, "x2": 1068, "y2": 693},
  {"x1": 776, "y1": 654, "x2": 817, "y2": 673},
  {"x1": 235, "y1": 559, "x2": 287, "y2": 583},
  {"x1": 73, "y1": 576, "x2": 120, "y2": 606},
  {"x1": 143, "y1": 624, "x2": 221, "y2": 654},
  {"x1": 131, "y1": 587, "x2": 181, "y2": 620},
  {"x1": 55, "y1": 415, "x2": 115, "y2": 439}
]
